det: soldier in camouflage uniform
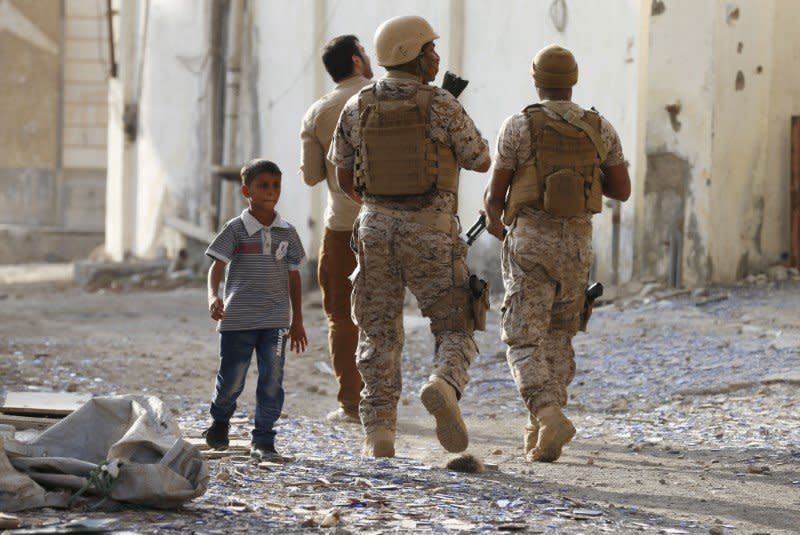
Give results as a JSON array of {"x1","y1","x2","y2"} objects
[
  {"x1": 329, "y1": 15, "x2": 490, "y2": 458},
  {"x1": 483, "y1": 45, "x2": 631, "y2": 462}
]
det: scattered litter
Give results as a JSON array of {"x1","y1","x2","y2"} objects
[{"x1": 314, "y1": 361, "x2": 335, "y2": 376}]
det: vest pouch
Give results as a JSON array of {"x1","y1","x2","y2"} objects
[
  {"x1": 503, "y1": 159, "x2": 539, "y2": 225},
  {"x1": 586, "y1": 168, "x2": 603, "y2": 214},
  {"x1": 543, "y1": 169, "x2": 586, "y2": 217}
]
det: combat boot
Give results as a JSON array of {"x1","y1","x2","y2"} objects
[
  {"x1": 524, "y1": 413, "x2": 540, "y2": 455},
  {"x1": 420, "y1": 376, "x2": 468, "y2": 453},
  {"x1": 527, "y1": 405, "x2": 575, "y2": 462},
  {"x1": 362, "y1": 428, "x2": 395, "y2": 458}
]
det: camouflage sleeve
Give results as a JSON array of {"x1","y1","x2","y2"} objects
[
  {"x1": 327, "y1": 95, "x2": 360, "y2": 170},
  {"x1": 493, "y1": 114, "x2": 526, "y2": 170},
  {"x1": 599, "y1": 117, "x2": 626, "y2": 167},
  {"x1": 434, "y1": 91, "x2": 490, "y2": 171}
]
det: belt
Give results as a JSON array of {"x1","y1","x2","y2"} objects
[{"x1": 363, "y1": 203, "x2": 458, "y2": 236}]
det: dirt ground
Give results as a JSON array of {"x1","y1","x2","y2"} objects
[{"x1": 1, "y1": 267, "x2": 799, "y2": 533}]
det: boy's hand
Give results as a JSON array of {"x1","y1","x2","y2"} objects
[
  {"x1": 209, "y1": 296, "x2": 225, "y2": 321},
  {"x1": 288, "y1": 321, "x2": 307, "y2": 353}
]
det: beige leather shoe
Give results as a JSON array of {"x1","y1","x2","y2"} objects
[
  {"x1": 362, "y1": 428, "x2": 395, "y2": 458},
  {"x1": 420, "y1": 376, "x2": 468, "y2": 453},
  {"x1": 527, "y1": 405, "x2": 575, "y2": 462}
]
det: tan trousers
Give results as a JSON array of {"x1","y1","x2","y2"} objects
[
  {"x1": 351, "y1": 210, "x2": 477, "y2": 434},
  {"x1": 501, "y1": 210, "x2": 592, "y2": 415},
  {"x1": 318, "y1": 228, "x2": 362, "y2": 414}
]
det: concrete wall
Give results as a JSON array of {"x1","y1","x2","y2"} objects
[
  {"x1": 110, "y1": 0, "x2": 798, "y2": 287},
  {"x1": 0, "y1": 0, "x2": 106, "y2": 263},
  {"x1": 237, "y1": 0, "x2": 645, "y2": 285},
  {"x1": 132, "y1": 0, "x2": 213, "y2": 257},
  {"x1": 643, "y1": 0, "x2": 715, "y2": 286},
  {"x1": 759, "y1": 0, "x2": 800, "y2": 271},
  {"x1": 459, "y1": 0, "x2": 646, "y2": 285},
  {"x1": 644, "y1": 0, "x2": 798, "y2": 285},
  {"x1": 0, "y1": 0, "x2": 61, "y2": 228}
]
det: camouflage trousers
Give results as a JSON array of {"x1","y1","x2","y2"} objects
[
  {"x1": 352, "y1": 209, "x2": 477, "y2": 434},
  {"x1": 501, "y1": 208, "x2": 593, "y2": 415}
]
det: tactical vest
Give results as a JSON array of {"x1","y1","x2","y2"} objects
[
  {"x1": 354, "y1": 84, "x2": 459, "y2": 196},
  {"x1": 503, "y1": 102, "x2": 608, "y2": 225}
]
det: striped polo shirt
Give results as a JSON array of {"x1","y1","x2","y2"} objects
[{"x1": 206, "y1": 209, "x2": 306, "y2": 332}]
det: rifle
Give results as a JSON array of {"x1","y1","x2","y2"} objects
[{"x1": 442, "y1": 71, "x2": 469, "y2": 98}]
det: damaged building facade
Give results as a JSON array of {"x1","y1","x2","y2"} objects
[{"x1": 3, "y1": 0, "x2": 799, "y2": 288}]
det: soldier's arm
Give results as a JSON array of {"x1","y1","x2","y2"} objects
[
  {"x1": 483, "y1": 168, "x2": 513, "y2": 240},
  {"x1": 336, "y1": 167, "x2": 362, "y2": 205},
  {"x1": 600, "y1": 163, "x2": 631, "y2": 201},
  {"x1": 598, "y1": 117, "x2": 630, "y2": 201},
  {"x1": 440, "y1": 92, "x2": 491, "y2": 172}
]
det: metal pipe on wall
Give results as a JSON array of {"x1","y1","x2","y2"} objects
[{"x1": 219, "y1": 0, "x2": 245, "y2": 224}]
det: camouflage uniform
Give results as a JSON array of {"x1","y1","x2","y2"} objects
[
  {"x1": 328, "y1": 72, "x2": 490, "y2": 435},
  {"x1": 494, "y1": 101, "x2": 625, "y2": 415}
]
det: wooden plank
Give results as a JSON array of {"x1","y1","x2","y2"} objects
[
  {"x1": 791, "y1": 116, "x2": 800, "y2": 268},
  {"x1": 0, "y1": 414, "x2": 61, "y2": 430},
  {"x1": 0, "y1": 392, "x2": 91, "y2": 416}
]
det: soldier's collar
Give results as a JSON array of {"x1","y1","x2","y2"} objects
[{"x1": 383, "y1": 70, "x2": 423, "y2": 83}]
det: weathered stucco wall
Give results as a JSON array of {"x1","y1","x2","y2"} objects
[
  {"x1": 761, "y1": 0, "x2": 800, "y2": 270},
  {"x1": 249, "y1": 0, "x2": 453, "y2": 260},
  {"x1": 243, "y1": 0, "x2": 645, "y2": 285},
  {"x1": 644, "y1": 0, "x2": 797, "y2": 285},
  {"x1": 133, "y1": 0, "x2": 213, "y2": 257},
  {"x1": 109, "y1": 0, "x2": 797, "y2": 287},
  {"x1": 460, "y1": 0, "x2": 645, "y2": 286},
  {"x1": 643, "y1": 0, "x2": 715, "y2": 286},
  {"x1": 1, "y1": 0, "x2": 106, "y2": 263},
  {"x1": 0, "y1": 0, "x2": 60, "y2": 228},
  {"x1": 710, "y1": 0, "x2": 776, "y2": 282}
]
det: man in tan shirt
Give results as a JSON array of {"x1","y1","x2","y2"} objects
[{"x1": 299, "y1": 35, "x2": 373, "y2": 424}]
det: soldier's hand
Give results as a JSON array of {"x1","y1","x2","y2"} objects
[{"x1": 485, "y1": 214, "x2": 506, "y2": 241}]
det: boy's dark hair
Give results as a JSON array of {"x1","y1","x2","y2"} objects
[
  {"x1": 240, "y1": 159, "x2": 281, "y2": 187},
  {"x1": 322, "y1": 35, "x2": 360, "y2": 83}
]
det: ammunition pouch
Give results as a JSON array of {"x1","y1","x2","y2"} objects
[{"x1": 543, "y1": 169, "x2": 585, "y2": 217}]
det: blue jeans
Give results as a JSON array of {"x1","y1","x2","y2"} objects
[{"x1": 209, "y1": 328, "x2": 287, "y2": 445}]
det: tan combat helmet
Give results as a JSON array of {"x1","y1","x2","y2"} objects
[
  {"x1": 374, "y1": 15, "x2": 439, "y2": 67},
  {"x1": 531, "y1": 44, "x2": 578, "y2": 88}
]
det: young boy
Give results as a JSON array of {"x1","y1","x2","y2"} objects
[{"x1": 203, "y1": 159, "x2": 308, "y2": 460}]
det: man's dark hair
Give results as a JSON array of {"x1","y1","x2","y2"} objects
[
  {"x1": 322, "y1": 35, "x2": 361, "y2": 82},
  {"x1": 240, "y1": 158, "x2": 281, "y2": 187}
]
